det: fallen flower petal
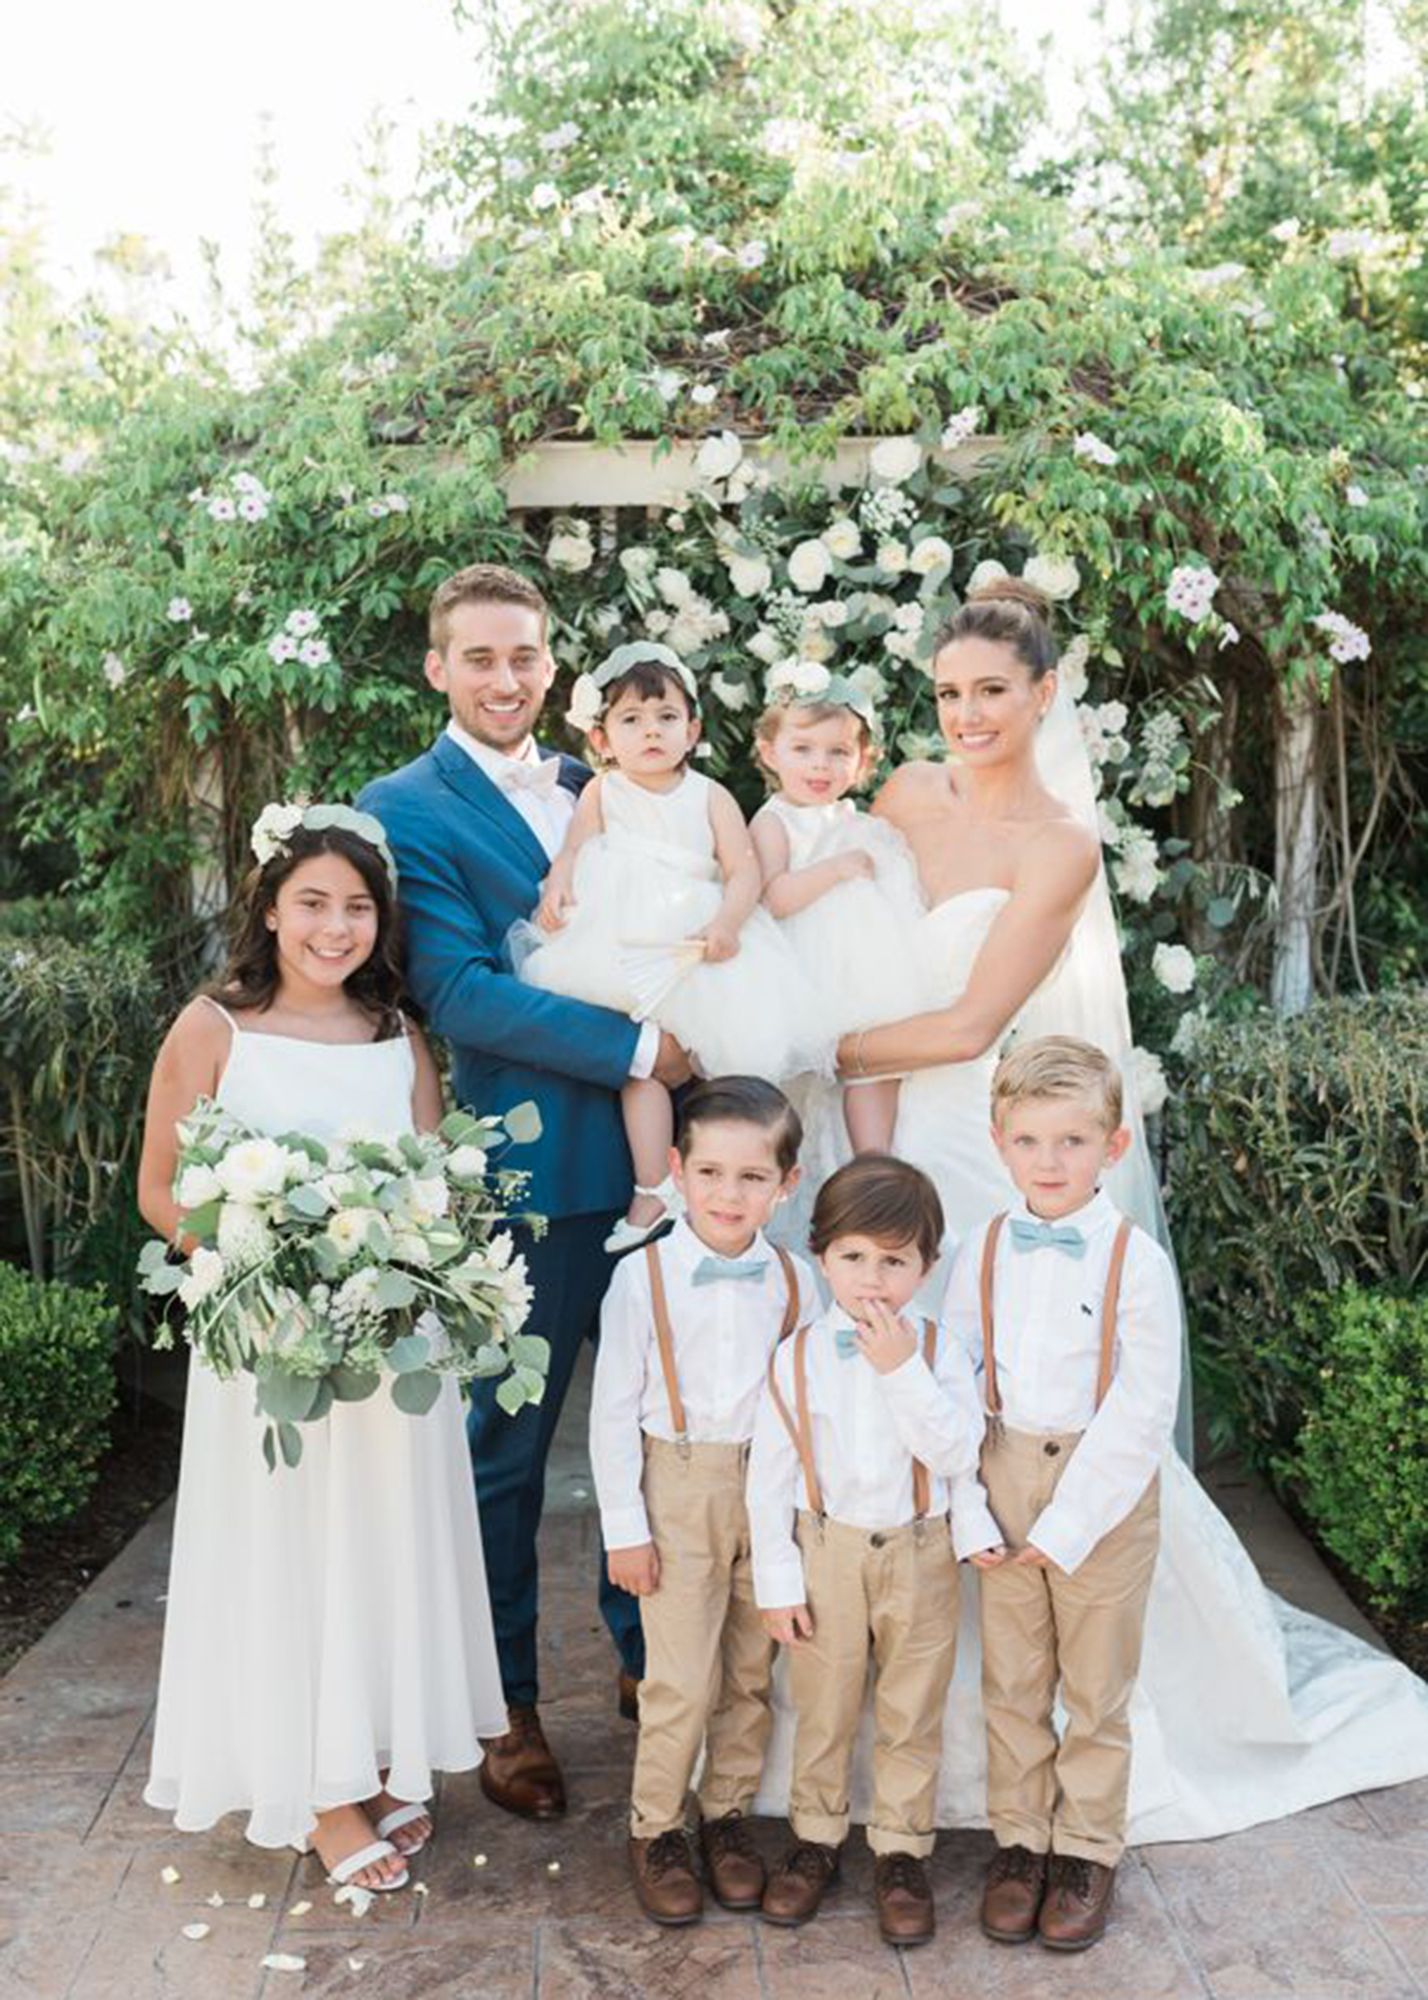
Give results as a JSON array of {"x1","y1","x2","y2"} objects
[
  {"x1": 473, "y1": 1853, "x2": 488, "y2": 1868},
  {"x1": 160, "y1": 1866, "x2": 181, "y2": 1885},
  {"x1": 334, "y1": 1883, "x2": 374, "y2": 1917},
  {"x1": 262, "y1": 1954, "x2": 307, "y2": 1973},
  {"x1": 247, "y1": 1893, "x2": 267, "y2": 1909},
  {"x1": 547, "y1": 1861, "x2": 562, "y2": 1875},
  {"x1": 288, "y1": 1900, "x2": 312, "y2": 1917},
  {"x1": 181, "y1": 1923, "x2": 211, "y2": 1941},
  {"x1": 205, "y1": 1893, "x2": 225, "y2": 1908}
]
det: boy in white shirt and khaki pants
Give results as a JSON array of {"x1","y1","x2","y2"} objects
[
  {"x1": 591, "y1": 1077, "x2": 817, "y2": 1926},
  {"x1": 948, "y1": 1036, "x2": 1182, "y2": 1952}
]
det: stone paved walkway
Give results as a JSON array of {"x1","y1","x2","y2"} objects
[{"x1": 3, "y1": 1361, "x2": 1427, "y2": 2000}]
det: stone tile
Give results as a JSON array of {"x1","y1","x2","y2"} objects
[
  {"x1": 0, "y1": 1838, "x2": 131, "y2": 2000},
  {"x1": 0, "y1": 1691, "x2": 151, "y2": 1776},
  {"x1": 1362, "y1": 1780, "x2": 1428, "y2": 1843},
  {"x1": 272, "y1": 1853, "x2": 420, "y2": 1938},
  {"x1": 271, "y1": 1927, "x2": 537, "y2": 1997},
  {"x1": 1145, "y1": 1830, "x2": 1414, "y2": 1999},
  {"x1": 0, "y1": 1767, "x2": 115, "y2": 1838},
  {"x1": 110, "y1": 1837, "x2": 299, "y2": 1917},
  {"x1": 540, "y1": 1916, "x2": 762, "y2": 1999},
  {"x1": 1377, "y1": 1913, "x2": 1428, "y2": 1987},
  {"x1": 1316, "y1": 1826, "x2": 1428, "y2": 1911},
  {"x1": 412, "y1": 1797, "x2": 634, "y2": 1923},
  {"x1": 65, "y1": 1909, "x2": 270, "y2": 2000},
  {"x1": 756, "y1": 1913, "x2": 911, "y2": 1998}
]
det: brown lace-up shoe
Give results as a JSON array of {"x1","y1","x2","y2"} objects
[
  {"x1": 478, "y1": 1705, "x2": 566, "y2": 1821},
  {"x1": 699, "y1": 1811, "x2": 765, "y2": 1909},
  {"x1": 617, "y1": 1670, "x2": 640, "y2": 1722},
  {"x1": 980, "y1": 1842, "x2": 1049, "y2": 1943},
  {"x1": 1037, "y1": 1855, "x2": 1115, "y2": 1950},
  {"x1": 629, "y1": 1831, "x2": 703, "y2": 1926},
  {"x1": 760, "y1": 1840, "x2": 841, "y2": 1926},
  {"x1": 873, "y1": 1851, "x2": 935, "y2": 1946}
]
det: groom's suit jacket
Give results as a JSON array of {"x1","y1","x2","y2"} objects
[{"x1": 358, "y1": 735, "x2": 637, "y2": 1219}]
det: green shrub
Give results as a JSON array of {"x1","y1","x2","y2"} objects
[
  {"x1": 1277, "y1": 1287, "x2": 1428, "y2": 1621},
  {"x1": 1168, "y1": 991, "x2": 1427, "y2": 1464},
  {"x1": 0, "y1": 1263, "x2": 117, "y2": 1564}
]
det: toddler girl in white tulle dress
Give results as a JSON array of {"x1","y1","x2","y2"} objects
[
  {"x1": 750, "y1": 677, "x2": 926, "y2": 1152},
  {"x1": 515, "y1": 643, "x2": 829, "y2": 1253}
]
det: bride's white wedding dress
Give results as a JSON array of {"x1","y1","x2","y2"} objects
[
  {"x1": 145, "y1": 1011, "x2": 507, "y2": 1848},
  {"x1": 755, "y1": 888, "x2": 1428, "y2": 1839}
]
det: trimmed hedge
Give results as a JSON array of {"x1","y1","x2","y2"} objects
[
  {"x1": 0, "y1": 1263, "x2": 117, "y2": 1564},
  {"x1": 1168, "y1": 992, "x2": 1426, "y2": 1465},
  {"x1": 1278, "y1": 1287, "x2": 1427, "y2": 1620}
]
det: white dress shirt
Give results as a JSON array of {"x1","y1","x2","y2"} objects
[
  {"x1": 445, "y1": 719, "x2": 658, "y2": 1079},
  {"x1": 746, "y1": 1303, "x2": 986, "y2": 1610},
  {"x1": 942, "y1": 1188, "x2": 1182, "y2": 1574},
  {"x1": 591, "y1": 1219, "x2": 819, "y2": 1551}
]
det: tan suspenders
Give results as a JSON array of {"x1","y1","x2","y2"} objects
[
  {"x1": 764, "y1": 1317, "x2": 941, "y2": 1521},
  {"x1": 978, "y1": 1211, "x2": 1135, "y2": 1441},
  {"x1": 645, "y1": 1240, "x2": 800, "y2": 1449}
]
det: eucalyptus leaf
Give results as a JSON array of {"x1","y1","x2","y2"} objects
[
  {"x1": 262, "y1": 1425, "x2": 277, "y2": 1475},
  {"x1": 180, "y1": 1199, "x2": 222, "y2": 1241},
  {"x1": 469, "y1": 1342, "x2": 509, "y2": 1377},
  {"x1": 307, "y1": 1378, "x2": 335, "y2": 1423},
  {"x1": 278, "y1": 1421, "x2": 304, "y2": 1468},
  {"x1": 285, "y1": 1183, "x2": 331, "y2": 1219},
  {"x1": 330, "y1": 1363, "x2": 381, "y2": 1402},
  {"x1": 509, "y1": 1333, "x2": 551, "y2": 1373},
  {"x1": 391, "y1": 1368, "x2": 443, "y2": 1415},
  {"x1": 502, "y1": 1100, "x2": 543, "y2": 1146},
  {"x1": 386, "y1": 1331, "x2": 431, "y2": 1373},
  {"x1": 495, "y1": 1373, "x2": 530, "y2": 1416},
  {"x1": 373, "y1": 1269, "x2": 419, "y2": 1311},
  {"x1": 256, "y1": 1371, "x2": 321, "y2": 1422}
]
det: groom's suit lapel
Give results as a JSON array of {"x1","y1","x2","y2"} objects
[{"x1": 430, "y1": 734, "x2": 587, "y2": 881}]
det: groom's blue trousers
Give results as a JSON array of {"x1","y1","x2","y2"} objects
[{"x1": 465, "y1": 1212, "x2": 645, "y2": 1709}]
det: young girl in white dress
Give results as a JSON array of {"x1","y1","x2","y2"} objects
[
  {"x1": 751, "y1": 679, "x2": 926, "y2": 1152},
  {"x1": 515, "y1": 643, "x2": 829, "y2": 1253},
  {"x1": 138, "y1": 804, "x2": 507, "y2": 1894}
]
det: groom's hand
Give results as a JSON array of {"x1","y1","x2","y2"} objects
[
  {"x1": 608, "y1": 1543, "x2": 660, "y2": 1595},
  {"x1": 762, "y1": 1604, "x2": 814, "y2": 1648},
  {"x1": 652, "y1": 1032, "x2": 694, "y2": 1088}
]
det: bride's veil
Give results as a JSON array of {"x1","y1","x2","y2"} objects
[{"x1": 1028, "y1": 685, "x2": 1195, "y2": 1461}]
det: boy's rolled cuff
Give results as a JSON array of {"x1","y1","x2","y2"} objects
[
  {"x1": 600, "y1": 1501, "x2": 652, "y2": 1551},
  {"x1": 952, "y1": 1491, "x2": 1004, "y2": 1561},
  {"x1": 753, "y1": 1554, "x2": 807, "y2": 1611},
  {"x1": 1026, "y1": 1507, "x2": 1090, "y2": 1574}
]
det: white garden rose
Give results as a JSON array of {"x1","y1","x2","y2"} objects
[
  {"x1": 215, "y1": 1137, "x2": 290, "y2": 1201},
  {"x1": 727, "y1": 552, "x2": 772, "y2": 598},
  {"x1": 178, "y1": 1247, "x2": 226, "y2": 1309},
  {"x1": 966, "y1": 559, "x2": 1009, "y2": 595},
  {"x1": 869, "y1": 437, "x2": 922, "y2": 484},
  {"x1": 410, "y1": 1176, "x2": 451, "y2": 1222},
  {"x1": 847, "y1": 664, "x2": 886, "y2": 704},
  {"x1": 710, "y1": 674, "x2": 751, "y2": 711},
  {"x1": 799, "y1": 625, "x2": 835, "y2": 664},
  {"x1": 1131, "y1": 1047, "x2": 1169, "y2": 1118},
  {"x1": 447, "y1": 1145, "x2": 489, "y2": 1181},
  {"x1": 546, "y1": 527, "x2": 594, "y2": 574},
  {"x1": 618, "y1": 545, "x2": 658, "y2": 583},
  {"x1": 217, "y1": 1201, "x2": 273, "y2": 1269},
  {"x1": 1112, "y1": 826, "x2": 1162, "y2": 904},
  {"x1": 567, "y1": 674, "x2": 604, "y2": 734},
  {"x1": 695, "y1": 430, "x2": 744, "y2": 481},
  {"x1": 1151, "y1": 942, "x2": 1197, "y2": 994},
  {"x1": 176, "y1": 1163, "x2": 223, "y2": 1210},
  {"x1": 811, "y1": 599, "x2": 849, "y2": 629},
  {"x1": 787, "y1": 539, "x2": 832, "y2": 593},
  {"x1": 327, "y1": 1208, "x2": 375, "y2": 1259},
  {"x1": 1022, "y1": 554, "x2": 1081, "y2": 600},
  {"x1": 1057, "y1": 633, "x2": 1091, "y2": 701},
  {"x1": 655, "y1": 566, "x2": 694, "y2": 608},
  {"x1": 883, "y1": 630, "x2": 919, "y2": 661},
  {"x1": 768, "y1": 657, "x2": 831, "y2": 698},
  {"x1": 909, "y1": 535, "x2": 953, "y2": 576},
  {"x1": 747, "y1": 627, "x2": 782, "y2": 664},
  {"x1": 875, "y1": 541, "x2": 910, "y2": 576},
  {"x1": 251, "y1": 802, "x2": 305, "y2": 867},
  {"x1": 821, "y1": 518, "x2": 861, "y2": 561}
]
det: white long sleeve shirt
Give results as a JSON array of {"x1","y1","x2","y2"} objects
[
  {"x1": 445, "y1": 719, "x2": 659, "y2": 1078},
  {"x1": 746, "y1": 1304, "x2": 986, "y2": 1610},
  {"x1": 590, "y1": 1219, "x2": 818, "y2": 1551},
  {"x1": 942, "y1": 1188, "x2": 1182, "y2": 1574}
]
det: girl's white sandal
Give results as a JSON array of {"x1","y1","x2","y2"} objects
[
  {"x1": 326, "y1": 1839, "x2": 409, "y2": 1893},
  {"x1": 373, "y1": 1803, "x2": 431, "y2": 1857},
  {"x1": 603, "y1": 1176, "x2": 683, "y2": 1256}
]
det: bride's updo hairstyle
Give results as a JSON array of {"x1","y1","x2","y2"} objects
[
  {"x1": 933, "y1": 574, "x2": 1058, "y2": 680},
  {"x1": 211, "y1": 823, "x2": 407, "y2": 1034}
]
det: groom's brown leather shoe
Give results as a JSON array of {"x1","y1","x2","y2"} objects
[
  {"x1": 1037, "y1": 1855, "x2": 1114, "y2": 1950},
  {"x1": 980, "y1": 1842, "x2": 1048, "y2": 1943},
  {"x1": 478, "y1": 1705, "x2": 566, "y2": 1821}
]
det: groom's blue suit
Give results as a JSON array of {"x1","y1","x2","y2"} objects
[{"x1": 359, "y1": 733, "x2": 644, "y2": 1705}]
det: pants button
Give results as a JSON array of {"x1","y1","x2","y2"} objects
[
  {"x1": 870, "y1": 1532, "x2": 886, "y2": 1548},
  {"x1": 1043, "y1": 1441, "x2": 1061, "y2": 1457}
]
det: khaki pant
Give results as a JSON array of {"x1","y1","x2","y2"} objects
[
  {"x1": 787, "y1": 1510, "x2": 959, "y2": 1857},
  {"x1": 630, "y1": 1437, "x2": 774, "y2": 1839},
  {"x1": 978, "y1": 1426, "x2": 1160, "y2": 1866}
]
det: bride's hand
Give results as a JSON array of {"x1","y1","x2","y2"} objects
[
  {"x1": 855, "y1": 1299, "x2": 918, "y2": 1374},
  {"x1": 969, "y1": 1545, "x2": 1009, "y2": 1570}
]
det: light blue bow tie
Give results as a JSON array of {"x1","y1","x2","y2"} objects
[
  {"x1": 1009, "y1": 1217, "x2": 1088, "y2": 1258},
  {"x1": 691, "y1": 1254, "x2": 768, "y2": 1287},
  {"x1": 833, "y1": 1324, "x2": 861, "y2": 1359}
]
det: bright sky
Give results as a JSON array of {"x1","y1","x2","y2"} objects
[{"x1": 6, "y1": 0, "x2": 1092, "y2": 324}]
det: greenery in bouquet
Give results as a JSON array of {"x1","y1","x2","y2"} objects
[{"x1": 138, "y1": 1097, "x2": 548, "y2": 1471}]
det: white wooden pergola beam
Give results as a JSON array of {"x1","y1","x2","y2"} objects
[{"x1": 498, "y1": 436, "x2": 1003, "y2": 508}]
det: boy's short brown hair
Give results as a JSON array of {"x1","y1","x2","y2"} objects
[
  {"x1": 675, "y1": 1076, "x2": 803, "y2": 1177},
  {"x1": 991, "y1": 1035, "x2": 1124, "y2": 1131},
  {"x1": 428, "y1": 563, "x2": 549, "y2": 654},
  {"x1": 808, "y1": 1153, "x2": 944, "y2": 1270}
]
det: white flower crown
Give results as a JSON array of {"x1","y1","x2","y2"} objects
[
  {"x1": 250, "y1": 801, "x2": 398, "y2": 889},
  {"x1": 566, "y1": 641, "x2": 700, "y2": 736}
]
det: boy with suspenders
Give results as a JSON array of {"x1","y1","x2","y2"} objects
[
  {"x1": 948, "y1": 1037, "x2": 1182, "y2": 1951},
  {"x1": 747, "y1": 1154, "x2": 987, "y2": 1948},
  {"x1": 590, "y1": 1078, "x2": 817, "y2": 1926}
]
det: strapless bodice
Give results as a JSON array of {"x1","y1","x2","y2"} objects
[{"x1": 915, "y1": 888, "x2": 1012, "y2": 1001}]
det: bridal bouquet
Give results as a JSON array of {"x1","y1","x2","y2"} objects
[{"x1": 139, "y1": 1098, "x2": 548, "y2": 1471}]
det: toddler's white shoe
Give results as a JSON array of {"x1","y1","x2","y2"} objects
[{"x1": 604, "y1": 1175, "x2": 682, "y2": 1256}]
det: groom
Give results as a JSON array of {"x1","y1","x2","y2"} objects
[{"x1": 359, "y1": 561, "x2": 691, "y2": 1819}]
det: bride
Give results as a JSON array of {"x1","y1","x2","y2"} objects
[{"x1": 757, "y1": 576, "x2": 1428, "y2": 1839}]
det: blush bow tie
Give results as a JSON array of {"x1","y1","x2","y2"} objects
[
  {"x1": 691, "y1": 1255, "x2": 768, "y2": 1287},
  {"x1": 500, "y1": 758, "x2": 563, "y2": 798},
  {"x1": 1008, "y1": 1217, "x2": 1088, "y2": 1258}
]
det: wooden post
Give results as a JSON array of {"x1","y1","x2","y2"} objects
[{"x1": 1270, "y1": 674, "x2": 1319, "y2": 1016}]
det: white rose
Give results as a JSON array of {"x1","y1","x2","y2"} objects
[
  {"x1": 847, "y1": 664, "x2": 886, "y2": 704},
  {"x1": 710, "y1": 674, "x2": 751, "y2": 711},
  {"x1": 1022, "y1": 554, "x2": 1081, "y2": 600},
  {"x1": 747, "y1": 627, "x2": 782, "y2": 664},
  {"x1": 251, "y1": 801, "x2": 305, "y2": 866},
  {"x1": 217, "y1": 1202, "x2": 273, "y2": 1269},
  {"x1": 176, "y1": 1163, "x2": 223, "y2": 1210},
  {"x1": 178, "y1": 1247, "x2": 226, "y2": 1309},
  {"x1": 447, "y1": 1145, "x2": 489, "y2": 1181},
  {"x1": 811, "y1": 599, "x2": 848, "y2": 629},
  {"x1": 215, "y1": 1137, "x2": 290, "y2": 1201},
  {"x1": 567, "y1": 674, "x2": 604, "y2": 734},
  {"x1": 1152, "y1": 942, "x2": 1197, "y2": 995},
  {"x1": 876, "y1": 541, "x2": 910, "y2": 576},
  {"x1": 327, "y1": 1208, "x2": 374, "y2": 1259},
  {"x1": 787, "y1": 539, "x2": 832, "y2": 593},
  {"x1": 727, "y1": 552, "x2": 771, "y2": 598},
  {"x1": 869, "y1": 437, "x2": 922, "y2": 484},
  {"x1": 909, "y1": 535, "x2": 952, "y2": 576},
  {"x1": 1057, "y1": 634, "x2": 1091, "y2": 701},
  {"x1": 966, "y1": 560, "x2": 1009, "y2": 596},
  {"x1": 546, "y1": 528, "x2": 594, "y2": 574},
  {"x1": 1097, "y1": 699, "x2": 1129, "y2": 734},
  {"x1": 695, "y1": 430, "x2": 744, "y2": 481},
  {"x1": 1131, "y1": 1047, "x2": 1169, "y2": 1118},
  {"x1": 821, "y1": 518, "x2": 861, "y2": 561},
  {"x1": 767, "y1": 657, "x2": 831, "y2": 698},
  {"x1": 799, "y1": 624, "x2": 835, "y2": 663},
  {"x1": 883, "y1": 630, "x2": 919, "y2": 661},
  {"x1": 618, "y1": 545, "x2": 658, "y2": 582},
  {"x1": 655, "y1": 566, "x2": 693, "y2": 608},
  {"x1": 412, "y1": 1176, "x2": 450, "y2": 1220}
]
